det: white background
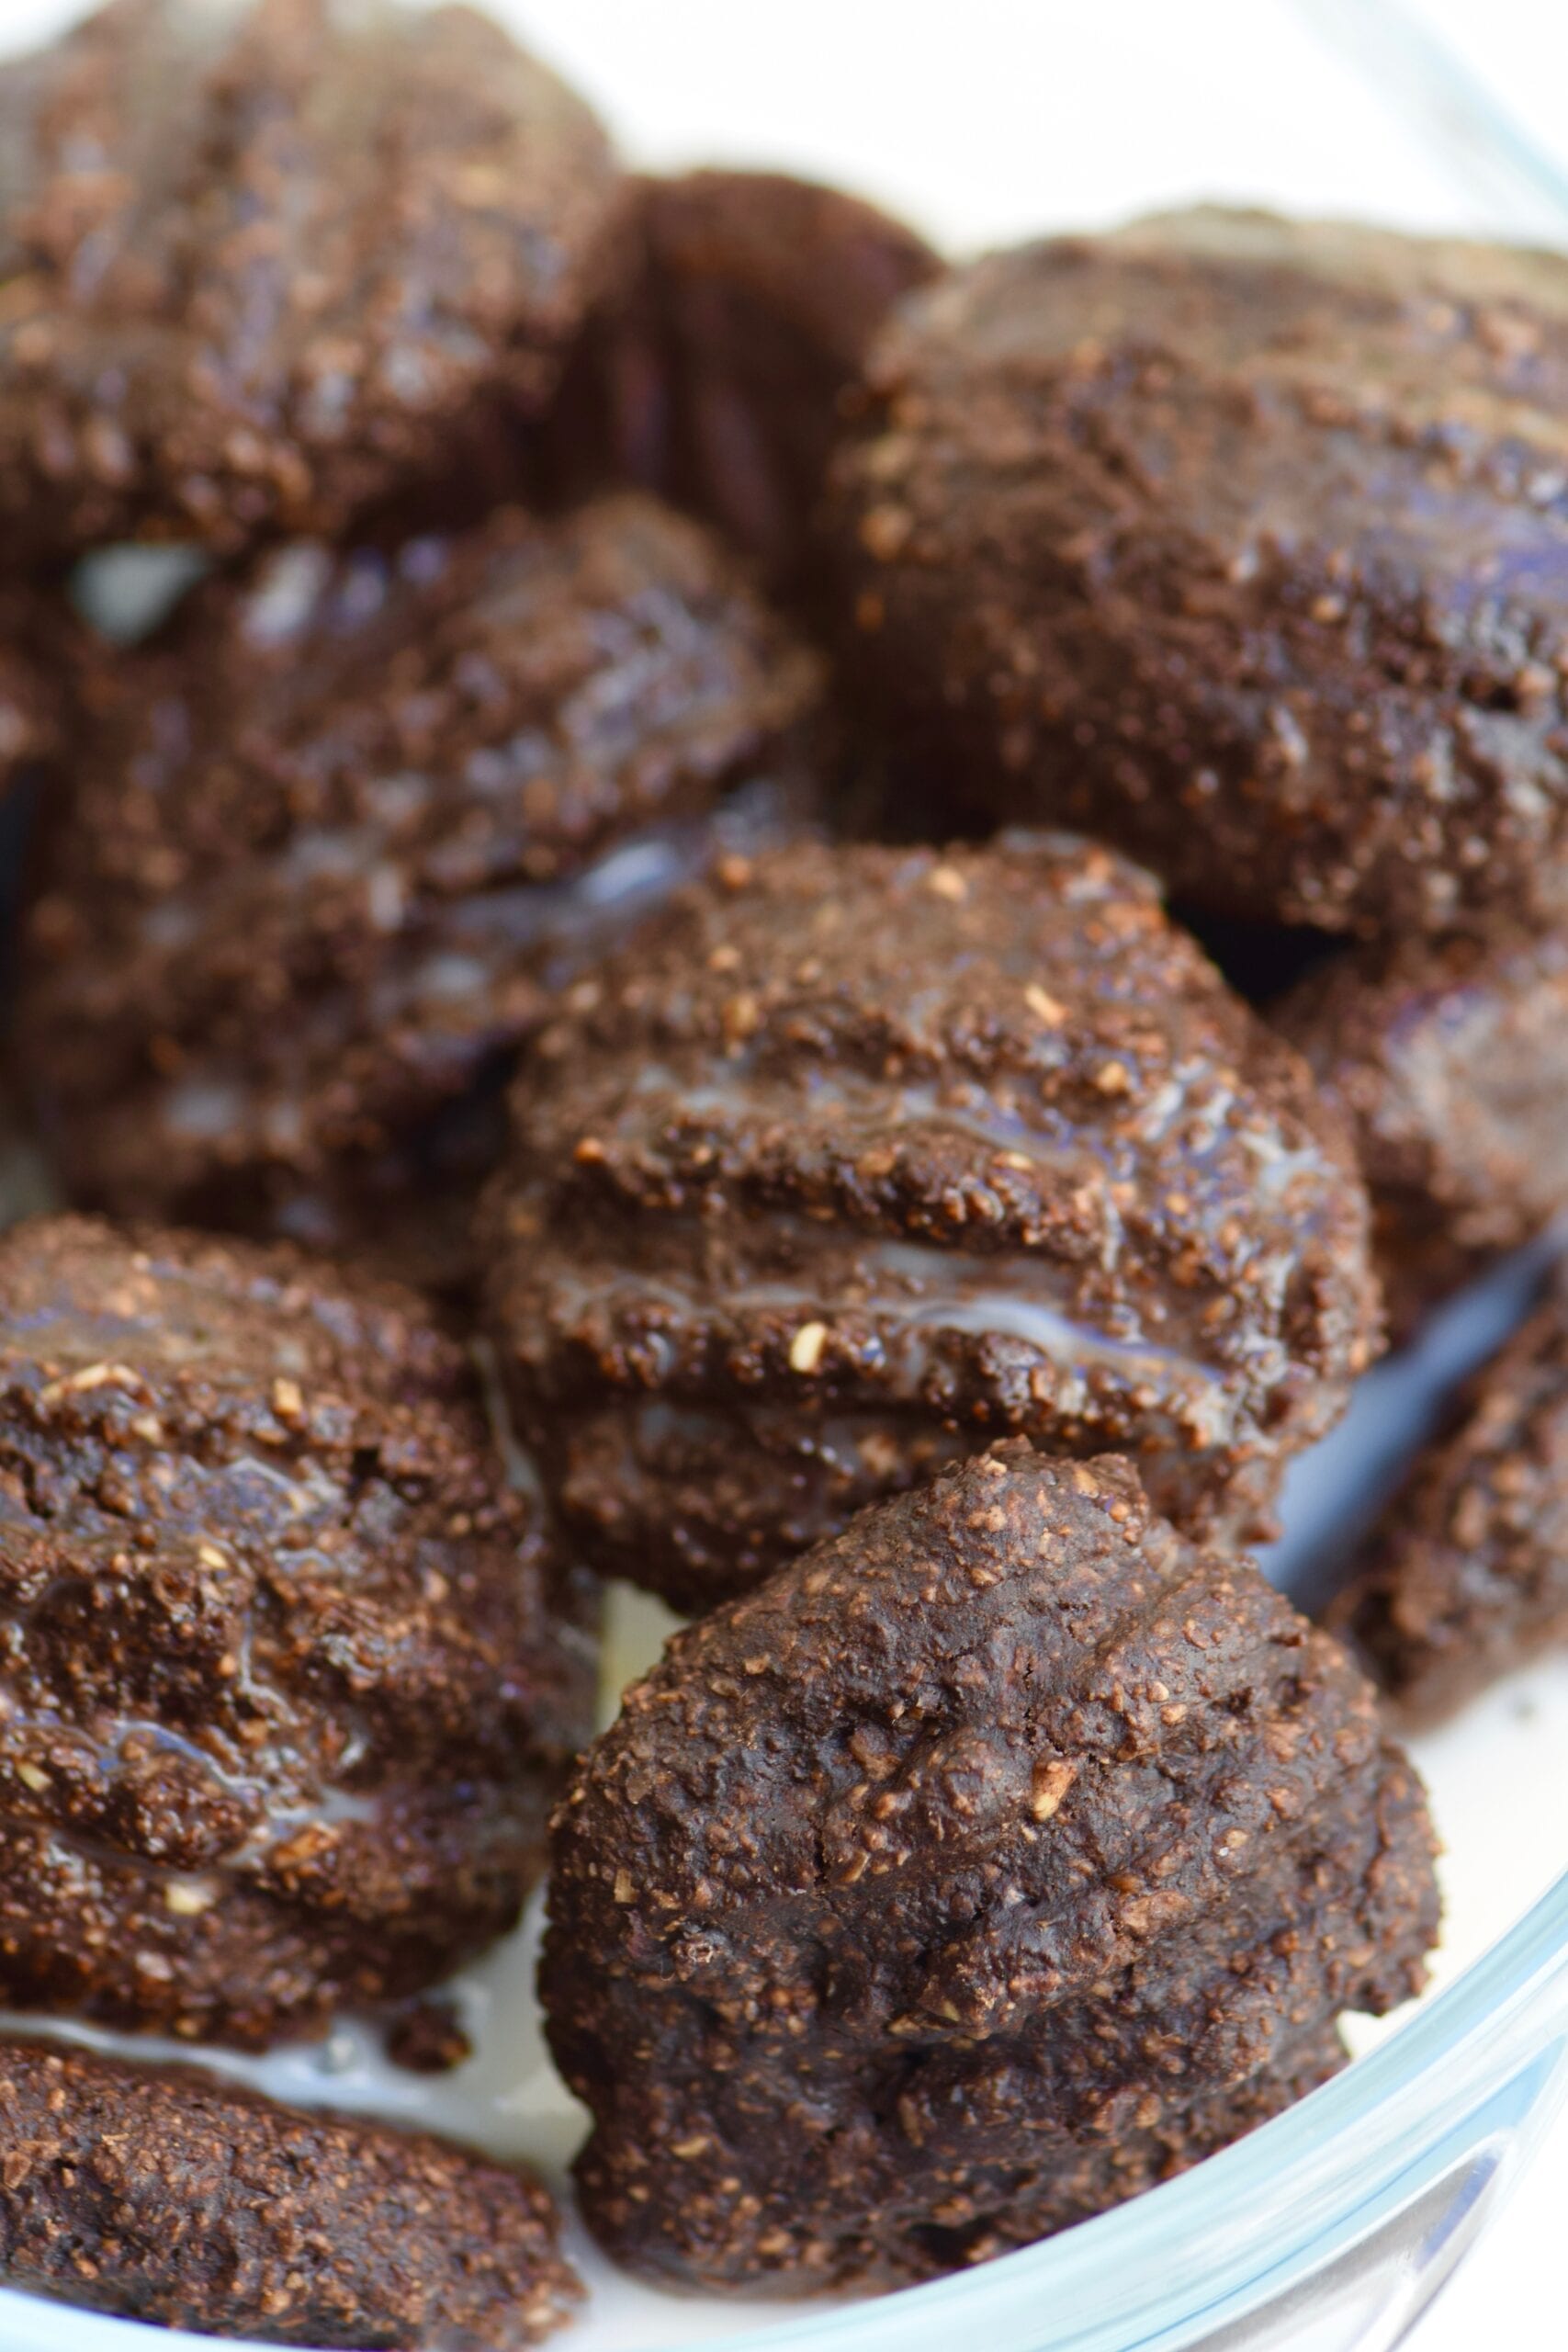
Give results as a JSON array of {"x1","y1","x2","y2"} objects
[{"x1": 3, "y1": 1, "x2": 1567, "y2": 2346}]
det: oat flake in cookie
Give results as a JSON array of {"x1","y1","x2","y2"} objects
[
  {"x1": 0, "y1": 1214, "x2": 592, "y2": 2048},
  {"x1": 0, "y1": 0, "x2": 623, "y2": 560},
  {"x1": 1279, "y1": 921, "x2": 1568, "y2": 1334},
  {"x1": 544, "y1": 1444, "x2": 1439, "y2": 2291},
  {"x1": 828, "y1": 207, "x2": 1568, "y2": 937},
  {"x1": 484, "y1": 832, "x2": 1379, "y2": 1611},
  {"x1": 0, "y1": 2036, "x2": 580, "y2": 2346},
  {"x1": 17, "y1": 493, "x2": 822, "y2": 1282}
]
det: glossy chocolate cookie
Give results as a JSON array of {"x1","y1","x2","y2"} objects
[
  {"x1": 0, "y1": 0, "x2": 622, "y2": 558},
  {"x1": 1329, "y1": 1280, "x2": 1568, "y2": 1723},
  {"x1": 0, "y1": 1214, "x2": 592, "y2": 2046},
  {"x1": 0, "y1": 2035, "x2": 580, "y2": 2346},
  {"x1": 485, "y1": 832, "x2": 1378, "y2": 1610},
  {"x1": 1280, "y1": 920, "x2": 1568, "y2": 1331},
  {"x1": 544, "y1": 1444, "x2": 1438, "y2": 2290},
  {"x1": 17, "y1": 493, "x2": 822, "y2": 1281},
  {"x1": 552, "y1": 167, "x2": 939, "y2": 591},
  {"x1": 828, "y1": 207, "x2": 1568, "y2": 935}
]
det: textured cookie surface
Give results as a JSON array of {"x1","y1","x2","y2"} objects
[
  {"x1": 544, "y1": 1443, "x2": 1438, "y2": 2290},
  {"x1": 0, "y1": 1214, "x2": 592, "y2": 2046},
  {"x1": 18, "y1": 493, "x2": 821, "y2": 1275},
  {"x1": 828, "y1": 207, "x2": 1568, "y2": 935},
  {"x1": 1280, "y1": 921, "x2": 1568, "y2": 1330},
  {"x1": 0, "y1": 2035, "x2": 580, "y2": 2346},
  {"x1": 486, "y1": 832, "x2": 1379, "y2": 1609},
  {"x1": 0, "y1": 0, "x2": 622, "y2": 558}
]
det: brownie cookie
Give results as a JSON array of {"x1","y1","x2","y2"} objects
[
  {"x1": 0, "y1": 2035, "x2": 579, "y2": 2346},
  {"x1": 552, "y1": 169, "x2": 939, "y2": 591},
  {"x1": 17, "y1": 493, "x2": 822, "y2": 1280},
  {"x1": 484, "y1": 832, "x2": 1379, "y2": 1611},
  {"x1": 0, "y1": 1214, "x2": 592, "y2": 2047},
  {"x1": 828, "y1": 206, "x2": 1568, "y2": 936},
  {"x1": 544, "y1": 1443, "x2": 1439, "y2": 2290},
  {"x1": 1328, "y1": 1284, "x2": 1568, "y2": 1723},
  {"x1": 1279, "y1": 922, "x2": 1568, "y2": 1331},
  {"x1": 0, "y1": 0, "x2": 622, "y2": 560}
]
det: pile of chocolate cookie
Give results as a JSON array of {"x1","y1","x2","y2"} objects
[{"x1": 1, "y1": 0, "x2": 1565, "y2": 2342}]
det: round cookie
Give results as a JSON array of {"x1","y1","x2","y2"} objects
[
  {"x1": 0, "y1": 1213, "x2": 592, "y2": 2047},
  {"x1": 1279, "y1": 921, "x2": 1568, "y2": 1332},
  {"x1": 485, "y1": 832, "x2": 1379, "y2": 1611},
  {"x1": 0, "y1": 0, "x2": 622, "y2": 560},
  {"x1": 0, "y1": 2036, "x2": 580, "y2": 2346},
  {"x1": 17, "y1": 493, "x2": 822, "y2": 1281},
  {"x1": 1328, "y1": 1283, "x2": 1568, "y2": 1724},
  {"x1": 544, "y1": 1443, "x2": 1439, "y2": 2291},
  {"x1": 828, "y1": 206, "x2": 1568, "y2": 937},
  {"x1": 551, "y1": 168, "x2": 940, "y2": 592}
]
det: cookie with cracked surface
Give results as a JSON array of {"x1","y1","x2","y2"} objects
[
  {"x1": 550, "y1": 168, "x2": 939, "y2": 592},
  {"x1": 0, "y1": 2035, "x2": 579, "y2": 2346},
  {"x1": 543, "y1": 1442, "x2": 1439, "y2": 2291},
  {"x1": 1327, "y1": 1282, "x2": 1568, "y2": 1723},
  {"x1": 484, "y1": 831, "x2": 1379, "y2": 1611},
  {"x1": 1278, "y1": 921, "x2": 1568, "y2": 1333},
  {"x1": 0, "y1": 0, "x2": 622, "y2": 560},
  {"x1": 0, "y1": 1213, "x2": 592, "y2": 2047},
  {"x1": 827, "y1": 207, "x2": 1568, "y2": 937},
  {"x1": 17, "y1": 493, "x2": 822, "y2": 1283}
]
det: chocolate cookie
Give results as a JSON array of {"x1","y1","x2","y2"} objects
[
  {"x1": 0, "y1": 1213, "x2": 592, "y2": 2047},
  {"x1": 0, "y1": 0, "x2": 622, "y2": 560},
  {"x1": 1328, "y1": 1284, "x2": 1568, "y2": 1723},
  {"x1": 1279, "y1": 922, "x2": 1568, "y2": 1332},
  {"x1": 543, "y1": 1443, "x2": 1439, "y2": 2290},
  {"x1": 484, "y1": 832, "x2": 1379, "y2": 1611},
  {"x1": 827, "y1": 206, "x2": 1568, "y2": 936},
  {"x1": 17, "y1": 493, "x2": 822, "y2": 1280},
  {"x1": 552, "y1": 169, "x2": 939, "y2": 591},
  {"x1": 0, "y1": 597, "x2": 54, "y2": 798},
  {"x1": 0, "y1": 2035, "x2": 579, "y2": 2346}
]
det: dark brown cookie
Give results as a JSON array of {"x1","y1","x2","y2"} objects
[
  {"x1": 0, "y1": 2035, "x2": 579, "y2": 2346},
  {"x1": 1328, "y1": 1284, "x2": 1568, "y2": 1722},
  {"x1": 543, "y1": 1443, "x2": 1439, "y2": 2291},
  {"x1": 0, "y1": 0, "x2": 622, "y2": 560},
  {"x1": 1279, "y1": 922, "x2": 1568, "y2": 1332},
  {"x1": 827, "y1": 206, "x2": 1568, "y2": 937},
  {"x1": 0, "y1": 1213, "x2": 592, "y2": 2048},
  {"x1": 383, "y1": 1995, "x2": 472, "y2": 2075},
  {"x1": 550, "y1": 168, "x2": 939, "y2": 592},
  {"x1": 484, "y1": 832, "x2": 1379, "y2": 1611},
  {"x1": 17, "y1": 493, "x2": 822, "y2": 1282},
  {"x1": 0, "y1": 596, "x2": 54, "y2": 797}
]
